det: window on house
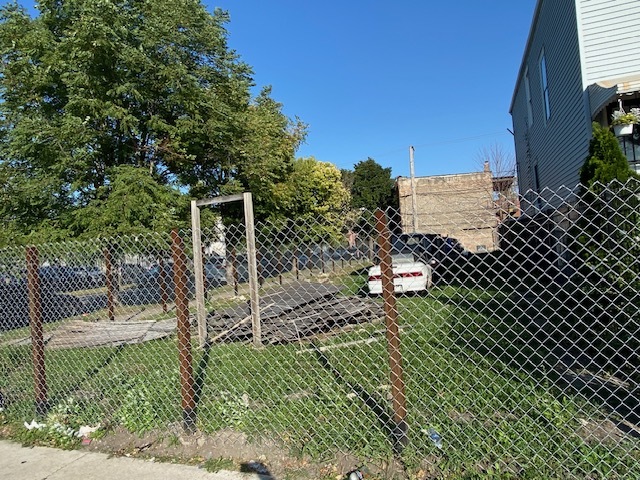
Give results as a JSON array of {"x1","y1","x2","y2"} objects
[
  {"x1": 539, "y1": 51, "x2": 550, "y2": 121},
  {"x1": 524, "y1": 67, "x2": 533, "y2": 126}
]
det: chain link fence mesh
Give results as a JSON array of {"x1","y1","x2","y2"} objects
[{"x1": 0, "y1": 181, "x2": 639, "y2": 478}]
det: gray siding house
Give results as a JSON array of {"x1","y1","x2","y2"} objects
[{"x1": 510, "y1": 0, "x2": 640, "y2": 203}]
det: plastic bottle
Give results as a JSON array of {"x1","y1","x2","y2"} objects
[
  {"x1": 427, "y1": 427, "x2": 443, "y2": 449},
  {"x1": 347, "y1": 469, "x2": 364, "y2": 480}
]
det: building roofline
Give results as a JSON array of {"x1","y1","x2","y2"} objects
[
  {"x1": 396, "y1": 171, "x2": 490, "y2": 182},
  {"x1": 509, "y1": 0, "x2": 544, "y2": 114}
]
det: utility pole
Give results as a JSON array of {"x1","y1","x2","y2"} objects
[{"x1": 409, "y1": 146, "x2": 418, "y2": 233}]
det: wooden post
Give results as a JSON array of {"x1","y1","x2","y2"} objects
[
  {"x1": 320, "y1": 243, "x2": 325, "y2": 273},
  {"x1": 159, "y1": 257, "x2": 168, "y2": 313},
  {"x1": 243, "y1": 192, "x2": 262, "y2": 347},
  {"x1": 26, "y1": 246, "x2": 48, "y2": 416},
  {"x1": 190, "y1": 200, "x2": 207, "y2": 348},
  {"x1": 375, "y1": 209, "x2": 408, "y2": 451},
  {"x1": 171, "y1": 230, "x2": 196, "y2": 432},
  {"x1": 104, "y1": 246, "x2": 116, "y2": 322},
  {"x1": 293, "y1": 252, "x2": 299, "y2": 281}
]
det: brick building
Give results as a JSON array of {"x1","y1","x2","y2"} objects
[{"x1": 396, "y1": 166, "x2": 505, "y2": 253}]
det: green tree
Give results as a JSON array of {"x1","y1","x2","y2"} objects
[
  {"x1": 0, "y1": 0, "x2": 304, "y2": 242},
  {"x1": 574, "y1": 122, "x2": 640, "y2": 377},
  {"x1": 69, "y1": 165, "x2": 185, "y2": 238},
  {"x1": 351, "y1": 158, "x2": 395, "y2": 211},
  {"x1": 223, "y1": 87, "x2": 307, "y2": 219},
  {"x1": 340, "y1": 168, "x2": 355, "y2": 194},
  {"x1": 283, "y1": 157, "x2": 351, "y2": 243},
  {"x1": 579, "y1": 123, "x2": 639, "y2": 192}
]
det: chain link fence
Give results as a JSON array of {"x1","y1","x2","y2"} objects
[{"x1": 0, "y1": 181, "x2": 638, "y2": 478}]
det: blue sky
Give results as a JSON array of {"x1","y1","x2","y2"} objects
[
  {"x1": 23, "y1": 0, "x2": 537, "y2": 178},
  {"x1": 208, "y1": 1, "x2": 538, "y2": 178}
]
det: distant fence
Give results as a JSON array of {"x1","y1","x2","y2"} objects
[{"x1": 0, "y1": 180, "x2": 638, "y2": 478}]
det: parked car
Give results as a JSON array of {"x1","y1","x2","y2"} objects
[
  {"x1": 204, "y1": 258, "x2": 227, "y2": 288},
  {"x1": 367, "y1": 252, "x2": 433, "y2": 295},
  {"x1": 378, "y1": 234, "x2": 441, "y2": 269}
]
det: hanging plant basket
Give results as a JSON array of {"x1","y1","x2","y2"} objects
[{"x1": 613, "y1": 123, "x2": 634, "y2": 136}]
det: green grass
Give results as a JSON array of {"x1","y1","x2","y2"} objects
[{"x1": 1, "y1": 277, "x2": 638, "y2": 478}]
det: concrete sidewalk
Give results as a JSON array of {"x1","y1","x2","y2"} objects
[{"x1": 0, "y1": 440, "x2": 270, "y2": 480}]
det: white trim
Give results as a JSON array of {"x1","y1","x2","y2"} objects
[{"x1": 575, "y1": 1, "x2": 589, "y2": 91}]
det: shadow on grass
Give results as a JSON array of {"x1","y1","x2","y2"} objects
[
  {"x1": 311, "y1": 343, "x2": 408, "y2": 456},
  {"x1": 193, "y1": 342, "x2": 212, "y2": 410},
  {"x1": 47, "y1": 344, "x2": 126, "y2": 414},
  {"x1": 435, "y1": 278, "x2": 640, "y2": 433}
]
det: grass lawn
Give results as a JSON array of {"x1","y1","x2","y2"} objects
[{"x1": 1, "y1": 274, "x2": 638, "y2": 478}]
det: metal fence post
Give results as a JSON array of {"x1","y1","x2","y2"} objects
[
  {"x1": 171, "y1": 230, "x2": 196, "y2": 432},
  {"x1": 375, "y1": 209, "x2": 408, "y2": 451},
  {"x1": 26, "y1": 246, "x2": 48, "y2": 416}
]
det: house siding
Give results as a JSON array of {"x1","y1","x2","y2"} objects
[
  {"x1": 579, "y1": 0, "x2": 640, "y2": 86},
  {"x1": 511, "y1": 0, "x2": 592, "y2": 199}
]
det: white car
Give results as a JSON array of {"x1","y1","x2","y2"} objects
[{"x1": 367, "y1": 253, "x2": 433, "y2": 295}]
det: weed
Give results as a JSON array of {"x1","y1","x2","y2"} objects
[{"x1": 202, "y1": 456, "x2": 235, "y2": 473}]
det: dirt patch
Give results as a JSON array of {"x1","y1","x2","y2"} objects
[
  {"x1": 575, "y1": 418, "x2": 630, "y2": 445},
  {"x1": 82, "y1": 426, "x2": 398, "y2": 479}
]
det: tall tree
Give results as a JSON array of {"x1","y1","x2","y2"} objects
[
  {"x1": 350, "y1": 157, "x2": 395, "y2": 211},
  {"x1": 217, "y1": 87, "x2": 307, "y2": 219},
  {"x1": 283, "y1": 157, "x2": 351, "y2": 243},
  {"x1": 0, "y1": 0, "x2": 304, "y2": 242}
]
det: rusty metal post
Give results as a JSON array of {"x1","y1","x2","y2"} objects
[
  {"x1": 320, "y1": 243, "x2": 326, "y2": 273},
  {"x1": 26, "y1": 246, "x2": 48, "y2": 416},
  {"x1": 375, "y1": 209, "x2": 408, "y2": 451},
  {"x1": 171, "y1": 230, "x2": 196, "y2": 432},
  {"x1": 294, "y1": 250, "x2": 299, "y2": 280},
  {"x1": 159, "y1": 257, "x2": 168, "y2": 313},
  {"x1": 104, "y1": 246, "x2": 116, "y2": 322}
]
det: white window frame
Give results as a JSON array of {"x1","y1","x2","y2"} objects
[{"x1": 539, "y1": 49, "x2": 551, "y2": 122}]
